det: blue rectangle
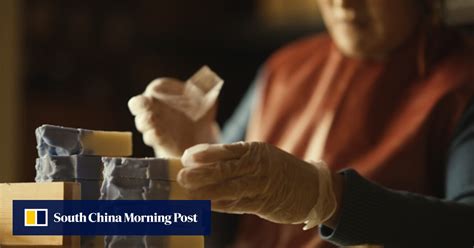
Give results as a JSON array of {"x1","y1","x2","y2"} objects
[
  {"x1": 13, "y1": 200, "x2": 211, "y2": 235},
  {"x1": 36, "y1": 210, "x2": 46, "y2": 225}
]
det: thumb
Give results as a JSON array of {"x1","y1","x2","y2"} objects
[
  {"x1": 128, "y1": 95, "x2": 152, "y2": 116},
  {"x1": 181, "y1": 142, "x2": 250, "y2": 167}
]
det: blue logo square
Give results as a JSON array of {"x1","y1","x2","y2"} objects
[{"x1": 36, "y1": 210, "x2": 47, "y2": 225}]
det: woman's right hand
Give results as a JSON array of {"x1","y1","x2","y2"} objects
[{"x1": 128, "y1": 78, "x2": 220, "y2": 158}]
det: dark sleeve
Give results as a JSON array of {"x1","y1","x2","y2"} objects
[{"x1": 320, "y1": 102, "x2": 474, "y2": 247}]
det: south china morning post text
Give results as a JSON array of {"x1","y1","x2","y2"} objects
[
  {"x1": 53, "y1": 212, "x2": 198, "y2": 225},
  {"x1": 13, "y1": 200, "x2": 211, "y2": 235}
]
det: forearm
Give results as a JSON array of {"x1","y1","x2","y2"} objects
[{"x1": 320, "y1": 169, "x2": 474, "y2": 247}]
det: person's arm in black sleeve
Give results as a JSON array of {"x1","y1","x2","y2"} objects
[{"x1": 319, "y1": 102, "x2": 474, "y2": 247}]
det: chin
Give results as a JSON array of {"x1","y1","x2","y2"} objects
[
  {"x1": 334, "y1": 41, "x2": 369, "y2": 58},
  {"x1": 330, "y1": 26, "x2": 383, "y2": 57}
]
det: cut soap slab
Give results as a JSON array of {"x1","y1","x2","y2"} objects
[
  {"x1": 100, "y1": 157, "x2": 202, "y2": 248},
  {"x1": 35, "y1": 155, "x2": 102, "y2": 181},
  {"x1": 36, "y1": 124, "x2": 132, "y2": 157},
  {"x1": 101, "y1": 157, "x2": 186, "y2": 200},
  {"x1": 34, "y1": 155, "x2": 103, "y2": 247}
]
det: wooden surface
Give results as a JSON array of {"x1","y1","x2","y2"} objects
[{"x1": 0, "y1": 182, "x2": 80, "y2": 247}]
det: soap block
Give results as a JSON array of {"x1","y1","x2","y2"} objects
[
  {"x1": 146, "y1": 66, "x2": 224, "y2": 122},
  {"x1": 101, "y1": 157, "x2": 186, "y2": 200},
  {"x1": 103, "y1": 235, "x2": 204, "y2": 248},
  {"x1": 102, "y1": 157, "x2": 181, "y2": 181},
  {"x1": 100, "y1": 157, "x2": 202, "y2": 248},
  {"x1": 35, "y1": 155, "x2": 102, "y2": 181},
  {"x1": 35, "y1": 155, "x2": 102, "y2": 202},
  {"x1": 183, "y1": 66, "x2": 224, "y2": 121},
  {"x1": 36, "y1": 124, "x2": 132, "y2": 157},
  {"x1": 35, "y1": 155, "x2": 104, "y2": 247},
  {"x1": 0, "y1": 182, "x2": 80, "y2": 247}
]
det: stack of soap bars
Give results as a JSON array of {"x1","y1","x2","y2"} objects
[
  {"x1": 100, "y1": 157, "x2": 203, "y2": 248},
  {"x1": 34, "y1": 124, "x2": 203, "y2": 248},
  {"x1": 35, "y1": 124, "x2": 133, "y2": 200},
  {"x1": 35, "y1": 124, "x2": 133, "y2": 248}
]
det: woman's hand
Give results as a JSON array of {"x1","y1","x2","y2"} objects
[
  {"x1": 177, "y1": 142, "x2": 340, "y2": 228},
  {"x1": 128, "y1": 78, "x2": 219, "y2": 158}
]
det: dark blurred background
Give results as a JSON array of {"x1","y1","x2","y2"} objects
[
  {"x1": 1, "y1": 0, "x2": 325, "y2": 182},
  {"x1": 0, "y1": 0, "x2": 473, "y2": 183}
]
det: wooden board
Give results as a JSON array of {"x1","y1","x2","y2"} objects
[{"x1": 0, "y1": 182, "x2": 80, "y2": 247}]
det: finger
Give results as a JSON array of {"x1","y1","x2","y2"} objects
[
  {"x1": 181, "y1": 142, "x2": 249, "y2": 167},
  {"x1": 187, "y1": 182, "x2": 240, "y2": 201},
  {"x1": 212, "y1": 197, "x2": 261, "y2": 214},
  {"x1": 144, "y1": 78, "x2": 185, "y2": 98},
  {"x1": 177, "y1": 160, "x2": 249, "y2": 189},
  {"x1": 134, "y1": 112, "x2": 158, "y2": 133},
  {"x1": 143, "y1": 129, "x2": 161, "y2": 147},
  {"x1": 128, "y1": 95, "x2": 152, "y2": 116},
  {"x1": 185, "y1": 176, "x2": 261, "y2": 201}
]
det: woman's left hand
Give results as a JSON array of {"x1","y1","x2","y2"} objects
[{"x1": 177, "y1": 142, "x2": 339, "y2": 227}]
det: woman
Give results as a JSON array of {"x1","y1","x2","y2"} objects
[{"x1": 129, "y1": 0, "x2": 474, "y2": 247}]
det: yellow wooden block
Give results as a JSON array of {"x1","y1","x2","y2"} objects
[{"x1": 0, "y1": 182, "x2": 80, "y2": 247}]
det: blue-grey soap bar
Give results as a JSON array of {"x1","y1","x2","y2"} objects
[
  {"x1": 35, "y1": 124, "x2": 132, "y2": 157},
  {"x1": 100, "y1": 157, "x2": 186, "y2": 201},
  {"x1": 100, "y1": 157, "x2": 202, "y2": 248},
  {"x1": 35, "y1": 155, "x2": 103, "y2": 201},
  {"x1": 102, "y1": 157, "x2": 181, "y2": 181},
  {"x1": 35, "y1": 155, "x2": 102, "y2": 181}
]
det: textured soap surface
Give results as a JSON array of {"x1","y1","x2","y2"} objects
[
  {"x1": 100, "y1": 157, "x2": 185, "y2": 200},
  {"x1": 35, "y1": 155, "x2": 103, "y2": 202},
  {"x1": 104, "y1": 235, "x2": 204, "y2": 248},
  {"x1": 102, "y1": 157, "x2": 181, "y2": 181},
  {"x1": 100, "y1": 157, "x2": 202, "y2": 248},
  {"x1": 35, "y1": 155, "x2": 102, "y2": 181},
  {"x1": 36, "y1": 124, "x2": 132, "y2": 157}
]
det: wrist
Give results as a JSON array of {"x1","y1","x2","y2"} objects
[
  {"x1": 302, "y1": 161, "x2": 338, "y2": 230},
  {"x1": 195, "y1": 121, "x2": 220, "y2": 144},
  {"x1": 323, "y1": 172, "x2": 344, "y2": 228}
]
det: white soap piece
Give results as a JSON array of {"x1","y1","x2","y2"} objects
[
  {"x1": 148, "y1": 66, "x2": 224, "y2": 121},
  {"x1": 36, "y1": 124, "x2": 132, "y2": 157}
]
